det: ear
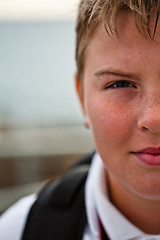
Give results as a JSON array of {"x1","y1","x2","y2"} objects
[{"x1": 74, "y1": 72, "x2": 90, "y2": 129}]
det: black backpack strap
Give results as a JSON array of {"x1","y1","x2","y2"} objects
[{"x1": 21, "y1": 154, "x2": 93, "y2": 240}]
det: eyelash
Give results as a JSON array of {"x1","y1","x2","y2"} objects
[{"x1": 106, "y1": 80, "x2": 136, "y2": 89}]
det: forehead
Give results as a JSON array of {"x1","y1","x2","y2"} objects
[{"x1": 84, "y1": 12, "x2": 160, "y2": 75}]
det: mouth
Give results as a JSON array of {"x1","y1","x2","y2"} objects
[{"x1": 132, "y1": 147, "x2": 160, "y2": 166}]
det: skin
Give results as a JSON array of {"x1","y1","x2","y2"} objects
[{"x1": 75, "y1": 12, "x2": 160, "y2": 234}]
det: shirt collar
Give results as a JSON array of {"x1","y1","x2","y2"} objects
[{"x1": 85, "y1": 152, "x2": 160, "y2": 240}]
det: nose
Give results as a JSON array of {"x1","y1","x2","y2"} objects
[{"x1": 137, "y1": 94, "x2": 160, "y2": 133}]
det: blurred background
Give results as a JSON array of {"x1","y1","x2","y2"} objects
[{"x1": 0, "y1": 0, "x2": 94, "y2": 213}]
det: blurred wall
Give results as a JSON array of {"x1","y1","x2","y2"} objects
[
  {"x1": 0, "y1": 21, "x2": 80, "y2": 127},
  {"x1": 0, "y1": 20, "x2": 94, "y2": 213},
  {"x1": 0, "y1": 21, "x2": 94, "y2": 157}
]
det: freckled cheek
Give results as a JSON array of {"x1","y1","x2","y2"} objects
[
  {"x1": 88, "y1": 106, "x2": 116, "y2": 135},
  {"x1": 87, "y1": 103, "x2": 132, "y2": 143}
]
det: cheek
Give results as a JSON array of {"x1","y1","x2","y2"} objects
[{"x1": 87, "y1": 99, "x2": 132, "y2": 146}]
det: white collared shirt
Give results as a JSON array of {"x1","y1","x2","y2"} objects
[
  {"x1": 0, "y1": 153, "x2": 160, "y2": 240},
  {"x1": 83, "y1": 152, "x2": 160, "y2": 240}
]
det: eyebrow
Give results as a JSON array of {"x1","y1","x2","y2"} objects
[{"x1": 94, "y1": 69, "x2": 140, "y2": 80}]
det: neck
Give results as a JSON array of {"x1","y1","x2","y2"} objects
[{"x1": 108, "y1": 173, "x2": 160, "y2": 234}]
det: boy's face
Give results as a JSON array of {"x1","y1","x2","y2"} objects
[{"x1": 76, "y1": 12, "x2": 160, "y2": 201}]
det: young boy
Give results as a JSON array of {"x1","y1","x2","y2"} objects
[{"x1": 1, "y1": 0, "x2": 160, "y2": 239}]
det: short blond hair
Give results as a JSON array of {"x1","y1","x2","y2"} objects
[{"x1": 76, "y1": 0, "x2": 160, "y2": 80}]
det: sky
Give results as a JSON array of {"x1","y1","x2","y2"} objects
[{"x1": 0, "y1": 0, "x2": 80, "y2": 21}]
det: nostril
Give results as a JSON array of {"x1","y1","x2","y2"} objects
[
  {"x1": 142, "y1": 126, "x2": 148, "y2": 131},
  {"x1": 137, "y1": 113, "x2": 160, "y2": 133}
]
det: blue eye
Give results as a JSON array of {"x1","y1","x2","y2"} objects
[{"x1": 107, "y1": 80, "x2": 135, "y2": 89}]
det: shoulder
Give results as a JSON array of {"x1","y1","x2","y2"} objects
[
  {"x1": 22, "y1": 154, "x2": 94, "y2": 240},
  {"x1": 0, "y1": 194, "x2": 37, "y2": 240}
]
